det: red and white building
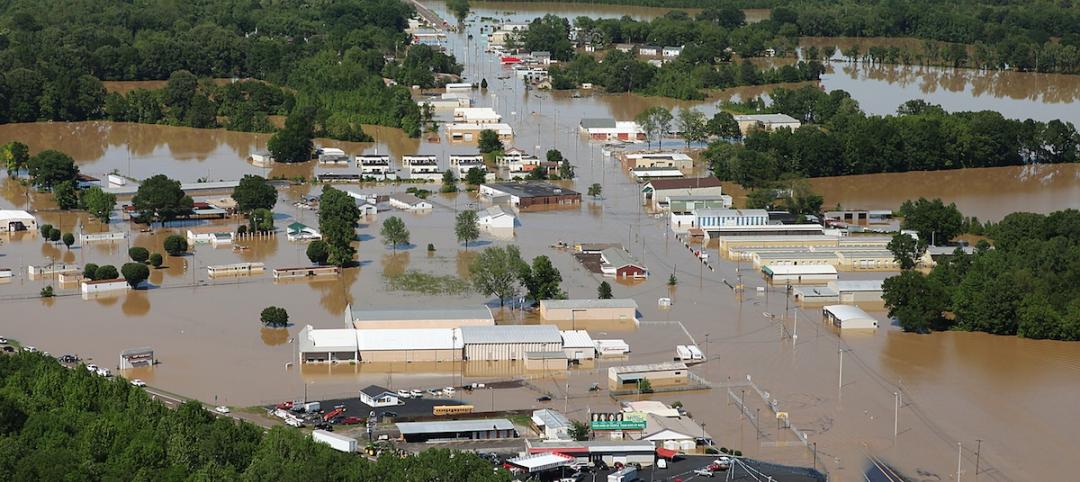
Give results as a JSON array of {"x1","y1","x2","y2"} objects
[{"x1": 579, "y1": 119, "x2": 646, "y2": 142}]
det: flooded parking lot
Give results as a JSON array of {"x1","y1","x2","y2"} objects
[{"x1": 3, "y1": 1, "x2": 1080, "y2": 480}]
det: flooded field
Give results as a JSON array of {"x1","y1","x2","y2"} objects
[{"x1": 2, "y1": 1, "x2": 1080, "y2": 480}]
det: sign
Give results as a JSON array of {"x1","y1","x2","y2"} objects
[{"x1": 589, "y1": 412, "x2": 646, "y2": 431}]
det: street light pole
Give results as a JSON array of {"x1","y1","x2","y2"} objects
[{"x1": 975, "y1": 439, "x2": 982, "y2": 477}]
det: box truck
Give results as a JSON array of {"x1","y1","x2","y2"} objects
[{"x1": 312, "y1": 430, "x2": 357, "y2": 453}]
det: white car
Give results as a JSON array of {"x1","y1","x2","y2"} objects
[
  {"x1": 443, "y1": 387, "x2": 455, "y2": 396},
  {"x1": 0, "y1": 337, "x2": 8, "y2": 344},
  {"x1": 96, "y1": 368, "x2": 112, "y2": 377},
  {"x1": 86, "y1": 364, "x2": 98, "y2": 372},
  {"x1": 410, "y1": 389, "x2": 423, "y2": 398},
  {"x1": 694, "y1": 468, "x2": 714, "y2": 477},
  {"x1": 214, "y1": 406, "x2": 231, "y2": 414},
  {"x1": 396, "y1": 389, "x2": 411, "y2": 399},
  {"x1": 131, "y1": 379, "x2": 146, "y2": 387},
  {"x1": 23, "y1": 346, "x2": 37, "y2": 353}
]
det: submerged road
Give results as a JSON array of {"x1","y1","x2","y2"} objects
[{"x1": 408, "y1": 0, "x2": 448, "y2": 31}]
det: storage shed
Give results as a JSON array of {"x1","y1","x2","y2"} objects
[
  {"x1": 607, "y1": 362, "x2": 689, "y2": 391},
  {"x1": 823, "y1": 305, "x2": 878, "y2": 330}
]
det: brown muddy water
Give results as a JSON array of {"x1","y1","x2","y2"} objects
[{"x1": 1, "y1": 2, "x2": 1079, "y2": 480}]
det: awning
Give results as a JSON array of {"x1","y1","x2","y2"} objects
[{"x1": 656, "y1": 447, "x2": 679, "y2": 459}]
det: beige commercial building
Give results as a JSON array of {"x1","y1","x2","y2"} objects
[
  {"x1": 540, "y1": 299, "x2": 638, "y2": 323},
  {"x1": 297, "y1": 325, "x2": 464, "y2": 363},
  {"x1": 461, "y1": 325, "x2": 562, "y2": 361},
  {"x1": 608, "y1": 362, "x2": 689, "y2": 391},
  {"x1": 346, "y1": 305, "x2": 494, "y2": 330}
]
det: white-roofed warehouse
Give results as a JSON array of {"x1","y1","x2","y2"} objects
[
  {"x1": 396, "y1": 419, "x2": 516, "y2": 442},
  {"x1": 823, "y1": 305, "x2": 878, "y2": 330},
  {"x1": 461, "y1": 325, "x2": 562, "y2": 361}
]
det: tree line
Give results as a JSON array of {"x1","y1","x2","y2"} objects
[
  {"x1": 705, "y1": 86, "x2": 1080, "y2": 187},
  {"x1": 0, "y1": 353, "x2": 509, "y2": 480},
  {"x1": 0, "y1": 0, "x2": 458, "y2": 138},
  {"x1": 883, "y1": 209, "x2": 1080, "y2": 341}
]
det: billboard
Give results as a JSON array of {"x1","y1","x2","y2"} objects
[{"x1": 589, "y1": 412, "x2": 646, "y2": 430}]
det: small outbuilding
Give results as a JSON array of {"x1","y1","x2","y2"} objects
[
  {"x1": 478, "y1": 205, "x2": 517, "y2": 229},
  {"x1": 559, "y1": 330, "x2": 596, "y2": 361},
  {"x1": 532, "y1": 409, "x2": 572, "y2": 440},
  {"x1": 762, "y1": 264, "x2": 838, "y2": 285},
  {"x1": 823, "y1": 305, "x2": 878, "y2": 330},
  {"x1": 359, "y1": 385, "x2": 402, "y2": 407},
  {"x1": 607, "y1": 362, "x2": 689, "y2": 391},
  {"x1": 119, "y1": 347, "x2": 154, "y2": 369},
  {"x1": 0, "y1": 210, "x2": 36, "y2": 233},
  {"x1": 396, "y1": 419, "x2": 516, "y2": 443},
  {"x1": 600, "y1": 248, "x2": 648, "y2": 278}
]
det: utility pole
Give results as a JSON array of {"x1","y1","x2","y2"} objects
[
  {"x1": 975, "y1": 439, "x2": 982, "y2": 477},
  {"x1": 838, "y1": 347, "x2": 846, "y2": 399},
  {"x1": 893, "y1": 391, "x2": 899, "y2": 440},
  {"x1": 957, "y1": 442, "x2": 963, "y2": 482}
]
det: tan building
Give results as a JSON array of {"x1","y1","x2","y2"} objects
[
  {"x1": 540, "y1": 299, "x2": 638, "y2": 323},
  {"x1": 461, "y1": 325, "x2": 562, "y2": 361},
  {"x1": 347, "y1": 306, "x2": 494, "y2": 330},
  {"x1": 297, "y1": 325, "x2": 464, "y2": 363},
  {"x1": 732, "y1": 113, "x2": 801, "y2": 135},
  {"x1": 608, "y1": 362, "x2": 689, "y2": 391},
  {"x1": 524, "y1": 351, "x2": 569, "y2": 371}
]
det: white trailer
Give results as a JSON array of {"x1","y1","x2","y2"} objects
[
  {"x1": 312, "y1": 430, "x2": 357, "y2": 453},
  {"x1": 674, "y1": 345, "x2": 692, "y2": 361},
  {"x1": 687, "y1": 345, "x2": 704, "y2": 360}
]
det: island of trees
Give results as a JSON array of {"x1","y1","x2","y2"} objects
[
  {"x1": 0, "y1": 0, "x2": 463, "y2": 139},
  {"x1": 0, "y1": 353, "x2": 510, "y2": 480}
]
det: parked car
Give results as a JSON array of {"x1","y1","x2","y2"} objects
[
  {"x1": 443, "y1": 387, "x2": 455, "y2": 396},
  {"x1": 382, "y1": 411, "x2": 398, "y2": 418},
  {"x1": 314, "y1": 422, "x2": 333, "y2": 431},
  {"x1": 396, "y1": 390, "x2": 411, "y2": 399},
  {"x1": 341, "y1": 416, "x2": 363, "y2": 425},
  {"x1": 712, "y1": 456, "x2": 732, "y2": 470},
  {"x1": 0, "y1": 337, "x2": 7, "y2": 344},
  {"x1": 285, "y1": 417, "x2": 304, "y2": 428},
  {"x1": 275, "y1": 401, "x2": 294, "y2": 410},
  {"x1": 86, "y1": 364, "x2": 98, "y2": 372},
  {"x1": 694, "y1": 468, "x2": 714, "y2": 477},
  {"x1": 96, "y1": 367, "x2": 112, "y2": 377},
  {"x1": 131, "y1": 379, "x2": 146, "y2": 387},
  {"x1": 23, "y1": 346, "x2": 37, "y2": 353},
  {"x1": 214, "y1": 406, "x2": 231, "y2": 414},
  {"x1": 410, "y1": 389, "x2": 423, "y2": 398},
  {"x1": 537, "y1": 395, "x2": 552, "y2": 402}
]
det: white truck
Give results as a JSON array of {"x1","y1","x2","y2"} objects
[
  {"x1": 607, "y1": 466, "x2": 637, "y2": 482},
  {"x1": 312, "y1": 429, "x2": 357, "y2": 453}
]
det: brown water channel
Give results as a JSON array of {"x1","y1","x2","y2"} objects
[{"x1": 1, "y1": 2, "x2": 1079, "y2": 480}]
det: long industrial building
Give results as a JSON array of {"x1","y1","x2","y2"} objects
[{"x1": 345, "y1": 305, "x2": 494, "y2": 329}]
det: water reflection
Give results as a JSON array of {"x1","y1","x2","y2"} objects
[
  {"x1": 121, "y1": 291, "x2": 151, "y2": 316},
  {"x1": 260, "y1": 326, "x2": 289, "y2": 346}
]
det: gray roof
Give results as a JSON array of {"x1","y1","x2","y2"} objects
[
  {"x1": 483, "y1": 182, "x2": 580, "y2": 199},
  {"x1": 600, "y1": 248, "x2": 645, "y2": 269},
  {"x1": 350, "y1": 307, "x2": 493, "y2": 322},
  {"x1": 733, "y1": 113, "x2": 800, "y2": 124},
  {"x1": 696, "y1": 208, "x2": 769, "y2": 218},
  {"x1": 397, "y1": 418, "x2": 514, "y2": 434},
  {"x1": 533, "y1": 409, "x2": 570, "y2": 429},
  {"x1": 360, "y1": 385, "x2": 395, "y2": 398},
  {"x1": 609, "y1": 362, "x2": 687, "y2": 374},
  {"x1": 792, "y1": 286, "x2": 839, "y2": 298},
  {"x1": 460, "y1": 325, "x2": 562, "y2": 344},
  {"x1": 120, "y1": 347, "x2": 154, "y2": 357},
  {"x1": 541, "y1": 299, "x2": 638, "y2": 310},
  {"x1": 834, "y1": 280, "x2": 885, "y2": 292},
  {"x1": 580, "y1": 118, "x2": 616, "y2": 129}
]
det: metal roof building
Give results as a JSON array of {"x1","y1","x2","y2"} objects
[
  {"x1": 347, "y1": 305, "x2": 494, "y2": 329},
  {"x1": 823, "y1": 305, "x2": 878, "y2": 330},
  {"x1": 541, "y1": 299, "x2": 639, "y2": 324},
  {"x1": 396, "y1": 419, "x2": 516, "y2": 442},
  {"x1": 461, "y1": 325, "x2": 562, "y2": 361}
]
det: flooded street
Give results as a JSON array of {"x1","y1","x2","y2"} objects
[{"x1": 1, "y1": 1, "x2": 1079, "y2": 480}]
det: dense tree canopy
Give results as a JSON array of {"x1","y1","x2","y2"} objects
[
  {"x1": 132, "y1": 175, "x2": 194, "y2": 225},
  {"x1": 0, "y1": 353, "x2": 510, "y2": 481},
  {"x1": 231, "y1": 175, "x2": 278, "y2": 213},
  {"x1": 318, "y1": 187, "x2": 360, "y2": 267},
  {"x1": 27, "y1": 150, "x2": 79, "y2": 190},
  {"x1": 883, "y1": 209, "x2": 1080, "y2": 340}
]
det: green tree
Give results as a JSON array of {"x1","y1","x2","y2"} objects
[
  {"x1": 527, "y1": 166, "x2": 548, "y2": 180},
  {"x1": 882, "y1": 270, "x2": 950, "y2": 333},
  {"x1": 260, "y1": 306, "x2": 289, "y2": 327},
  {"x1": 132, "y1": 174, "x2": 194, "y2": 226},
  {"x1": 465, "y1": 167, "x2": 486, "y2": 186},
  {"x1": 27, "y1": 150, "x2": 79, "y2": 190},
  {"x1": 306, "y1": 240, "x2": 330, "y2": 265},
  {"x1": 447, "y1": 0, "x2": 470, "y2": 23},
  {"x1": 52, "y1": 180, "x2": 79, "y2": 210},
  {"x1": 521, "y1": 255, "x2": 564, "y2": 301},
  {"x1": 559, "y1": 160, "x2": 575, "y2": 179},
  {"x1": 888, "y1": 233, "x2": 927, "y2": 270},
  {"x1": 121, "y1": 263, "x2": 150, "y2": 288},
  {"x1": 478, "y1": 129, "x2": 504, "y2": 154},
  {"x1": 1, "y1": 141, "x2": 30, "y2": 175},
  {"x1": 318, "y1": 187, "x2": 360, "y2": 266},
  {"x1": 39, "y1": 224, "x2": 53, "y2": 237},
  {"x1": 129, "y1": 247, "x2": 151, "y2": 263},
  {"x1": 587, "y1": 183, "x2": 602, "y2": 199},
  {"x1": 636, "y1": 106, "x2": 673, "y2": 149},
  {"x1": 598, "y1": 281, "x2": 613, "y2": 299},
  {"x1": 149, "y1": 253, "x2": 164, "y2": 268},
  {"x1": 707, "y1": 112, "x2": 742, "y2": 138},
  {"x1": 469, "y1": 245, "x2": 527, "y2": 306},
  {"x1": 79, "y1": 186, "x2": 116, "y2": 224},
  {"x1": 782, "y1": 180, "x2": 823, "y2": 216},
  {"x1": 83, "y1": 263, "x2": 99, "y2": 280},
  {"x1": 381, "y1": 216, "x2": 410, "y2": 253},
  {"x1": 569, "y1": 420, "x2": 591, "y2": 441},
  {"x1": 48, "y1": 227, "x2": 61, "y2": 243},
  {"x1": 677, "y1": 108, "x2": 708, "y2": 148},
  {"x1": 745, "y1": 188, "x2": 776, "y2": 209},
  {"x1": 40, "y1": 286, "x2": 54, "y2": 298},
  {"x1": 231, "y1": 175, "x2": 278, "y2": 213},
  {"x1": 638, "y1": 378, "x2": 654, "y2": 393},
  {"x1": 249, "y1": 208, "x2": 274, "y2": 232},
  {"x1": 267, "y1": 107, "x2": 315, "y2": 163},
  {"x1": 455, "y1": 210, "x2": 480, "y2": 250},
  {"x1": 898, "y1": 198, "x2": 964, "y2": 245},
  {"x1": 164, "y1": 234, "x2": 189, "y2": 256},
  {"x1": 668, "y1": 273, "x2": 678, "y2": 286},
  {"x1": 441, "y1": 169, "x2": 458, "y2": 193},
  {"x1": 62, "y1": 232, "x2": 75, "y2": 249},
  {"x1": 95, "y1": 264, "x2": 119, "y2": 280}
]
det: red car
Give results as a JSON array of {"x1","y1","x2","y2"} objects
[
  {"x1": 341, "y1": 416, "x2": 363, "y2": 425},
  {"x1": 275, "y1": 401, "x2": 294, "y2": 410}
]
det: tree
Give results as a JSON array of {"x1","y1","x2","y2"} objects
[
  {"x1": 598, "y1": 281, "x2": 613, "y2": 299},
  {"x1": 745, "y1": 189, "x2": 776, "y2": 209},
  {"x1": 381, "y1": 216, "x2": 410, "y2": 253},
  {"x1": 447, "y1": 0, "x2": 470, "y2": 23},
  {"x1": 306, "y1": 240, "x2": 330, "y2": 265},
  {"x1": 569, "y1": 420, "x2": 591, "y2": 441},
  {"x1": 129, "y1": 247, "x2": 150, "y2": 263},
  {"x1": 668, "y1": 273, "x2": 678, "y2": 286},
  {"x1": 95, "y1": 265, "x2": 119, "y2": 280},
  {"x1": 149, "y1": 253, "x2": 163, "y2": 268},
  {"x1": 1, "y1": 141, "x2": 30, "y2": 175},
  {"x1": 888, "y1": 233, "x2": 927, "y2": 270},
  {"x1": 79, "y1": 186, "x2": 116, "y2": 223},
  {"x1": 48, "y1": 228, "x2": 61, "y2": 243},
  {"x1": 27, "y1": 150, "x2": 79, "y2": 190},
  {"x1": 527, "y1": 166, "x2": 548, "y2": 180},
  {"x1": 456, "y1": 210, "x2": 480, "y2": 250},
  {"x1": 898, "y1": 198, "x2": 964, "y2": 245},
  {"x1": 478, "y1": 129, "x2": 503, "y2": 154},
  {"x1": 558, "y1": 160, "x2": 575, "y2": 179},
  {"x1": 40, "y1": 286, "x2": 54, "y2": 298},
  {"x1": 635, "y1": 106, "x2": 673, "y2": 149},
  {"x1": 132, "y1": 174, "x2": 194, "y2": 225},
  {"x1": 231, "y1": 175, "x2": 278, "y2": 213},
  {"x1": 52, "y1": 180, "x2": 79, "y2": 210},
  {"x1": 708, "y1": 112, "x2": 742, "y2": 139},
  {"x1": 249, "y1": 208, "x2": 274, "y2": 232},
  {"x1": 83, "y1": 264, "x2": 99, "y2": 280},
  {"x1": 782, "y1": 180, "x2": 823, "y2": 216},
  {"x1": 121, "y1": 263, "x2": 150, "y2": 288},
  {"x1": 469, "y1": 245, "x2": 527, "y2": 306},
  {"x1": 465, "y1": 167, "x2": 486, "y2": 186},
  {"x1": 62, "y1": 232, "x2": 75, "y2": 249},
  {"x1": 480, "y1": 78, "x2": 488, "y2": 89},
  {"x1": 441, "y1": 169, "x2": 458, "y2": 193},
  {"x1": 318, "y1": 187, "x2": 360, "y2": 266},
  {"x1": 638, "y1": 378, "x2": 654, "y2": 393},
  {"x1": 39, "y1": 224, "x2": 53, "y2": 237},
  {"x1": 882, "y1": 271, "x2": 949, "y2": 333},
  {"x1": 521, "y1": 255, "x2": 564, "y2": 301},
  {"x1": 164, "y1": 234, "x2": 189, "y2": 256},
  {"x1": 587, "y1": 183, "x2": 602, "y2": 199},
  {"x1": 260, "y1": 306, "x2": 289, "y2": 327},
  {"x1": 677, "y1": 108, "x2": 708, "y2": 148},
  {"x1": 267, "y1": 107, "x2": 314, "y2": 163}
]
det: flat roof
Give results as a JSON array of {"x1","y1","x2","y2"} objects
[
  {"x1": 508, "y1": 453, "x2": 573, "y2": 472},
  {"x1": 792, "y1": 286, "x2": 839, "y2": 298},
  {"x1": 833, "y1": 280, "x2": 885, "y2": 292},
  {"x1": 528, "y1": 439, "x2": 656, "y2": 452},
  {"x1": 609, "y1": 362, "x2": 687, "y2": 374},
  {"x1": 300, "y1": 326, "x2": 358, "y2": 352},
  {"x1": 396, "y1": 418, "x2": 514, "y2": 434},
  {"x1": 580, "y1": 118, "x2": 616, "y2": 129},
  {"x1": 756, "y1": 252, "x2": 840, "y2": 260},
  {"x1": 733, "y1": 113, "x2": 800, "y2": 123},
  {"x1": 696, "y1": 208, "x2": 769, "y2": 218},
  {"x1": 357, "y1": 328, "x2": 463, "y2": 351},
  {"x1": 350, "y1": 307, "x2": 492, "y2": 322},
  {"x1": 460, "y1": 325, "x2": 562, "y2": 344},
  {"x1": 389, "y1": 193, "x2": 430, "y2": 206},
  {"x1": 645, "y1": 177, "x2": 723, "y2": 190},
  {"x1": 483, "y1": 182, "x2": 580, "y2": 198},
  {"x1": 0, "y1": 210, "x2": 34, "y2": 220},
  {"x1": 120, "y1": 347, "x2": 154, "y2": 357},
  {"x1": 601, "y1": 248, "x2": 644, "y2": 269},
  {"x1": 560, "y1": 330, "x2": 596, "y2": 349},
  {"x1": 542, "y1": 299, "x2": 638, "y2": 310},
  {"x1": 824, "y1": 304, "x2": 874, "y2": 322},
  {"x1": 533, "y1": 409, "x2": 571, "y2": 429},
  {"x1": 762, "y1": 265, "x2": 838, "y2": 275}
]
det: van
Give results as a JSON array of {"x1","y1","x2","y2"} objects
[{"x1": 303, "y1": 401, "x2": 321, "y2": 413}]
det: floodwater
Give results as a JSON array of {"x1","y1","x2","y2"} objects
[{"x1": 1, "y1": 1, "x2": 1079, "y2": 480}]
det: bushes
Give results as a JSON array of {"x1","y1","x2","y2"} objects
[
  {"x1": 128, "y1": 247, "x2": 150, "y2": 263},
  {"x1": 121, "y1": 263, "x2": 150, "y2": 288},
  {"x1": 94, "y1": 265, "x2": 119, "y2": 280},
  {"x1": 149, "y1": 253, "x2": 163, "y2": 268}
]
